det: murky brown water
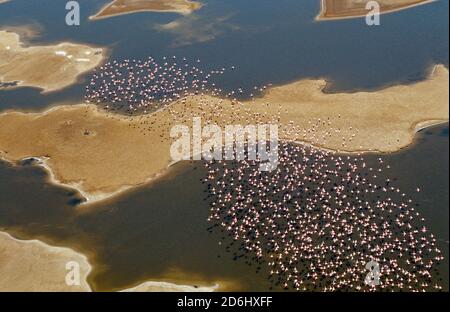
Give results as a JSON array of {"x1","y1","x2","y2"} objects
[{"x1": 0, "y1": 124, "x2": 447, "y2": 291}]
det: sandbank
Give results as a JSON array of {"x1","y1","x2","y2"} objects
[
  {"x1": 0, "y1": 65, "x2": 447, "y2": 203},
  {"x1": 0, "y1": 231, "x2": 92, "y2": 292},
  {"x1": 0, "y1": 30, "x2": 105, "y2": 92},
  {"x1": 90, "y1": 0, "x2": 203, "y2": 20},
  {"x1": 316, "y1": 0, "x2": 435, "y2": 21}
]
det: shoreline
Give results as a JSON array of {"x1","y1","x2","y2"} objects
[
  {"x1": 315, "y1": 0, "x2": 436, "y2": 22},
  {"x1": 0, "y1": 64, "x2": 447, "y2": 206},
  {"x1": 0, "y1": 144, "x2": 169, "y2": 208},
  {"x1": 0, "y1": 230, "x2": 219, "y2": 292},
  {"x1": 294, "y1": 119, "x2": 449, "y2": 155},
  {"x1": 1, "y1": 123, "x2": 447, "y2": 292},
  {"x1": 27, "y1": 155, "x2": 173, "y2": 206},
  {"x1": 1, "y1": 118, "x2": 447, "y2": 207},
  {"x1": 0, "y1": 231, "x2": 92, "y2": 292},
  {"x1": 0, "y1": 30, "x2": 106, "y2": 93}
]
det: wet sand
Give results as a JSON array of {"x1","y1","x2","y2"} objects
[
  {"x1": 316, "y1": 0, "x2": 435, "y2": 21},
  {"x1": 90, "y1": 0, "x2": 203, "y2": 20},
  {"x1": 121, "y1": 281, "x2": 216, "y2": 292},
  {"x1": 0, "y1": 30, "x2": 105, "y2": 92},
  {"x1": 0, "y1": 24, "x2": 43, "y2": 41},
  {"x1": 0, "y1": 64, "x2": 447, "y2": 202}
]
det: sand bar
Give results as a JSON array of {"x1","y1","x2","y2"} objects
[
  {"x1": 0, "y1": 65, "x2": 447, "y2": 202},
  {"x1": 90, "y1": 0, "x2": 203, "y2": 20},
  {"x1": 0, "y1": 30, "x2": 105, "y2": 92},
  {"x1": 316, "y1": 0, "x2": 435, "y2": 21}
]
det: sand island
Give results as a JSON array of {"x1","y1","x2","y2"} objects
[
  {"x1": 0, "y1": 30, "x2": 105, "y2": 92},
  {"x1": 316, "y1": 0, "x2": 435, "y2": 20},
  {"x1": 0, "y1": 65, "x2": 447, "y2": 203},
  {"x1": 90, "y1": 0, "x2": 203, "y2": 20}
]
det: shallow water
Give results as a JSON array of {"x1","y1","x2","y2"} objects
[
  {"x1": 0, "y1": 0, "x2": 448, "y2": 110},
  {"x1": 0, "y1": 124, "x2": 448, "y2": 291}
]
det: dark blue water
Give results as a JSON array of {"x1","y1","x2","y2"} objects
[{"x1": 0, "y1": 0, "x2": 448, "y2": 110}]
